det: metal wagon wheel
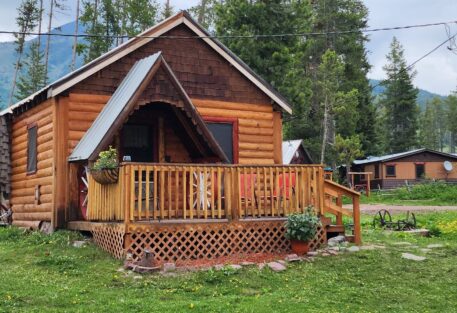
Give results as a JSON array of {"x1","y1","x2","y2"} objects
[
  {"x1": 398, "y1": 211, "x2": 416, "y2": 230},
  {"x1": 372, "y1": 209, "x2": 392, "y2": 228},
  {"x1": 0, "y1": 202, "x2": 12, "y2": 225}
]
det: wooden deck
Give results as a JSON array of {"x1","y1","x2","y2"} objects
[{"x1": 74, "y1": 163, "x2": 360, "y2": 260}]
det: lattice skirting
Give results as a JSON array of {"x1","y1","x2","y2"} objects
[
  {"x1": 125, "y1": 220, "x2": 327, "y2": 262},
  {"x1": 91, "y1": 223, "x2": 126, "y2": 259}
]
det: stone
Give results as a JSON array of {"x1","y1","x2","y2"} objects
[
  {"x1": 401, "y1": 253, "x2": 426, "y2": 261},
  {"x1": 258, "y1": 263, "x2": 266, "y2": 270},
  {"x1": 240, "y1": 261, "x2": 256, "y2": 267},
  {"x1": 328, "y1": 246, "x2": 340, "y2": 252},
  {"x1": 214, "y1": 264, "x2": 224, "y2": 271},
  {"x1": 133, "y1": 275, "x2": 143, "y2": 280},
  {"x1": 277, "y1": 260, "x2": 286, "y2": 265},
  {"x1": 339, "y1": 247, "x2": 347, "y2": 252},
  {"x1": 327, "y1": 250, "x2": 338, "y2": 256},
  {"x1": 427, "y1": 244, "x2": 444, "y2": 249},
  {"x1": 321, "y1": 252, "x2": 330, "y2": 257},
  {"x1": 347, "y1": 246, "x2": 360, "y2": 252},
  {"x1": 72, "y1": 241, "x2": 86, "y2": 248},
  {"x1": 420, "y1": 248, "x2": 432, "y2": 253},
  {"x1": 285, "y1": 254, "x2": 301, "y2": 262},
  {"x1": 268, "y1": 262, "x2": 287, "y2": 272},
  {"x1": 229, "y1": 264, "x2": 242, "y2": 270},
  {"x1": 403, "y1": 229, "x2": 430, "y2": 237},
  {"x1": 327, "y1": 235, "x2": 346, "y2": 246},
  {"x1": 360, "y1": 245, "x2": 376, "y2": 251},
  {"x1": 307, "y1": 251, "x2": 318, "y2": 257},
  {"x1": 117, "y1": 267, "x2": 125, "y2": 272},
  {"x1": 163, "y1": 262, "x2": 176, "y2": 273},
  {"x1": 392, "y1": 242, "x2": 412, "y2": 246}
]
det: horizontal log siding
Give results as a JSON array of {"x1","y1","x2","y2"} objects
[
  {"x1": 67, "y1": 93, "x2": 111, "y2": 154},
  {"x1": 193, "y1": 99, "x2": 275, "y2": 165},
  {"x1": 164, "y1": 124, "x2": 192, "y2": 163},
  {"x1": 10, "y1": 99, "x2": 54, "y2": 226}
]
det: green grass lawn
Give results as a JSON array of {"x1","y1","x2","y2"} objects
[
  {"x1": 353, "y1": 182, "x2": 457, "y2": 206},
  {"x1": 1, "y1": 211, "x2": 457, "y2": 313}
]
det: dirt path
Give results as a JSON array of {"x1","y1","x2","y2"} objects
[{"x1": 343, "y1": 204, "x2": 457, "y2": 214}]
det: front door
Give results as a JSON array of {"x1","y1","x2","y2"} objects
[{"x1": 121, "y1": 124, "x2": 157, "y2": 162}]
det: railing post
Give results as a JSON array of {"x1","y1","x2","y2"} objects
[
  {"x1": 123, "y1": 164, "x2": 131, "y2": 227},
  {"x1": 353, "y1": 195, "x2": 362, "y2": 245},
  {"x1": 231, "y1": 167, "x2": 240, "y2": 221},
  {"x1": 336, "y1": 195, "x2": 343, "y2": 225}
]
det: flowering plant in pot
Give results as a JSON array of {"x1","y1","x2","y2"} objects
[
  {"x1": 285, "y1": 206, "x2": 321, "y2": 255},
  {"x1": 90, "y1": 146, "x2": 119, "y2": 184}
]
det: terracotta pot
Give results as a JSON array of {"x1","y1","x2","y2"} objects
[
  {"x1": 290, "y1": 239, "x2": 310, "y2": 255},
  {"x1": 90, "y1": 168, "x2": 119, "y2": 184}
]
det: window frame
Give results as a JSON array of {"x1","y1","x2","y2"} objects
[
  {"x1": 203, "y1": 117, "x2": 239, "y2": 164},
  {"x1": 26, "y1": 123, "x2": 38, "y2": 175},
  {"x1": 385, "y1": 163, "x2": 396, "y2": 177},
  {"x1": 374, "y1": 164, "x2": 380, "y2": 179}
]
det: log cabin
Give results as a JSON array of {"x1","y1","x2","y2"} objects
[
  {"x1": 353, "y1": 148, "x2": 457, "y2": 189},
  {"x1": 282, "y1": 140, "x2": 314, "y2": 164},
  {"x1": 0, "y1": 12, "x2": 360, "y2": 261}
]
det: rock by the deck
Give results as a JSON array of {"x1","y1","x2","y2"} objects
[
  {"x1": 258, "y1": 263, "x2": 266, "y2": 270},
  {"x1": 240, "y1": 261, "x2": 256, "y2": 267},
  {"x1": 72, "y1": 241, "x2": 86, "y2": 248},
  {"x1": 229, "y1": 264, "x2": 242, "y2": 270},
  {"x1": 328, "y1": 235, "x2": 346, "y2": 246},
  {"x1": 401, "y1": 253, "x2": 426, "y2": 261},
  {"x1": 268, "y1": 262, "x2": 287, "y2": 272},
  {"x1": 347, "y1": 246, "x2": 360, "y2": 252},
  {"x1": 393, "y1": 242, "x2": 412, "y2": 246},
  {"x1": 285, "y1": 254, "x2": 301, "y2": 262},
  {"x1": 307, "y1": 251, "x2": 319, "y2": 257},
  {"x1": 163, "y1": 262, "x2": 176, "y2": 273},
  {"x1": 427, "y1": 244, "x2": 444, "y2": 249},
  {"x1": 214, "y1": 264, "x2": 224, "y2": 271}
]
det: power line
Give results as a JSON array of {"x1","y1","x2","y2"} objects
[{"x1": 1, "y1": 20, "x2": 457, "y2": 40}]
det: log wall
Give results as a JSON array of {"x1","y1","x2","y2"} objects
[
  {"x1": 0, "y1": 114, "x2": 10, "y2": 195},
  {"x1": 10, "y1": 99, "x2": 54, "y2": 228}
]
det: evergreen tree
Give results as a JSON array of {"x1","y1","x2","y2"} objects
[
  {"x1": 79, "y1": 0, "x2": 158, "y2": 63},
  {"x1": 161, "y1": 0, "x2": 174, "y2": 20},
  {"x1": 9, "y1": 0, "x2": 41, "y2": 105},
  {"x1": 16, "y1": 41, "x2": 48, "y2": 100},
  {"x1": 446, "y1": 92, "x2": 457, "y2": 153},
  {"x1": 334, "y1": 134, "x2": 363, "y2": 185},
  {"x1": 381, "y1": 37, "x2": 419, "y2": 153},
  {"x1": 419, "y1": 98, "x2": 441, "y2": 150}
]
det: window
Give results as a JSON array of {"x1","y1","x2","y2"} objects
[
  {"x1": 27, "y1": 125, "x2": 38, "y2": 174},
  {"x1": 375, "y1": 164, "x2": 380, "y2": 179},
  {"x1": 415, "y1": 163, "x2": 425, "y2": 179},
  {"x1": 206, "y1": 122, "x2": 234, "y2": 163},
  {"x1": 386, "y1": 164, "x2": 396, "y2": 177}
]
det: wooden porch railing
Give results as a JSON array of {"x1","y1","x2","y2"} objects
[
  {"x1": 87, "y1": 163, "x2": 325, "y2": 222},
  {"x1": 323, "y1": 179, "x2": 361, "y2": 244}
]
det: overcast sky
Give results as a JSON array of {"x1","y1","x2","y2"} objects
[{"x1": 0, "y1": 0, "x2": 456, "y2": 95}]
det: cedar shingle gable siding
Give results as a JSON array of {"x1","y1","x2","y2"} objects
[{"x1": 70, "y1": 25, "x2": 271, "y2": 105}]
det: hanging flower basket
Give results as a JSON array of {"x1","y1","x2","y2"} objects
[{"x1": 90, "y1": 167, "x2": 119, "y2": 185}]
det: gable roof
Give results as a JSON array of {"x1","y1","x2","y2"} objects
[
  {"x1": 1, "y1": 11, "x2": 292, "y2": 117},
  {"x1": 282, "y1": 139, "x2": 313, "y2": 164},
  {"x1": 353, "y1": 148, "x2": 457, "y2": 165},
  {"x1": 69, "y1": 52, "x2": 229, "y2": 163}
]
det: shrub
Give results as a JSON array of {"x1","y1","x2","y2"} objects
[
  {"x1": 92, "y1": 146, "x2": 118, "y2": 170},
  {"x1": 285, "y1": 206, "x2": 321, "y2": 242}
]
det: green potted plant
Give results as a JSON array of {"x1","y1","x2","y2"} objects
[
  {"x1": 285, "y1": 206, "x2": 321, "y2": 255},
  {"x1": 90, "y1": 146, "x2": 119, "y2": 184}
]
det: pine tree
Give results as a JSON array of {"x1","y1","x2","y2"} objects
[
  {"x1": 161, "y1": 0, "x2": 174, "y2": 20},
  {"x1": 71, "y1": 0, "x2": 80, "y2": 71},
  {"x1": 419, "y1": 98, "x2": 441, "y2": 150},
  {"x1": 9, "y1": 0, "x2": 41, "y2": 105},
  {"x1": 16, "y1": 41, "x2": 48, "y2": 100},
  {"x1": 381, "y1": 37, "x2": 419, "y2": 153},
  {"x1": 446, "y1": 92, "x2": 457, "y2": 153}
]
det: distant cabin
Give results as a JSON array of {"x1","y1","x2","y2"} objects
[
  {"x1": 282, "y1": 140, "x2": 313, "y2": 164},
  {"x1": 352, "y1": 148, "x2": 457, "y2": 189}
]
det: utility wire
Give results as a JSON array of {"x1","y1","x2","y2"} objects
[{"x1": 1, "y1": 20, "x2": 457, "y2": 40}]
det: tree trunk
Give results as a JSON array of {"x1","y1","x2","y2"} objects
[
  {"x1": 71, "y1": 0, "x2": 80, "y2": 71},
  {"x1": 44, "y1": 0, "x2": 54, "y2": 85},
  {"x1": 37, "y1": 0, "x2": 44, "y2": 47},
  {"x1": 320, "y1": 95, "x2": 329, "y2": 164}
]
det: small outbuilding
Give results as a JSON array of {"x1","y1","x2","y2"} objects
[
  {"x1": 352, "y1": 148, "x2": 457, "y2": 189},
  {"x1": 282, "y1": 140, "x2": 313, "y2": 164}
]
